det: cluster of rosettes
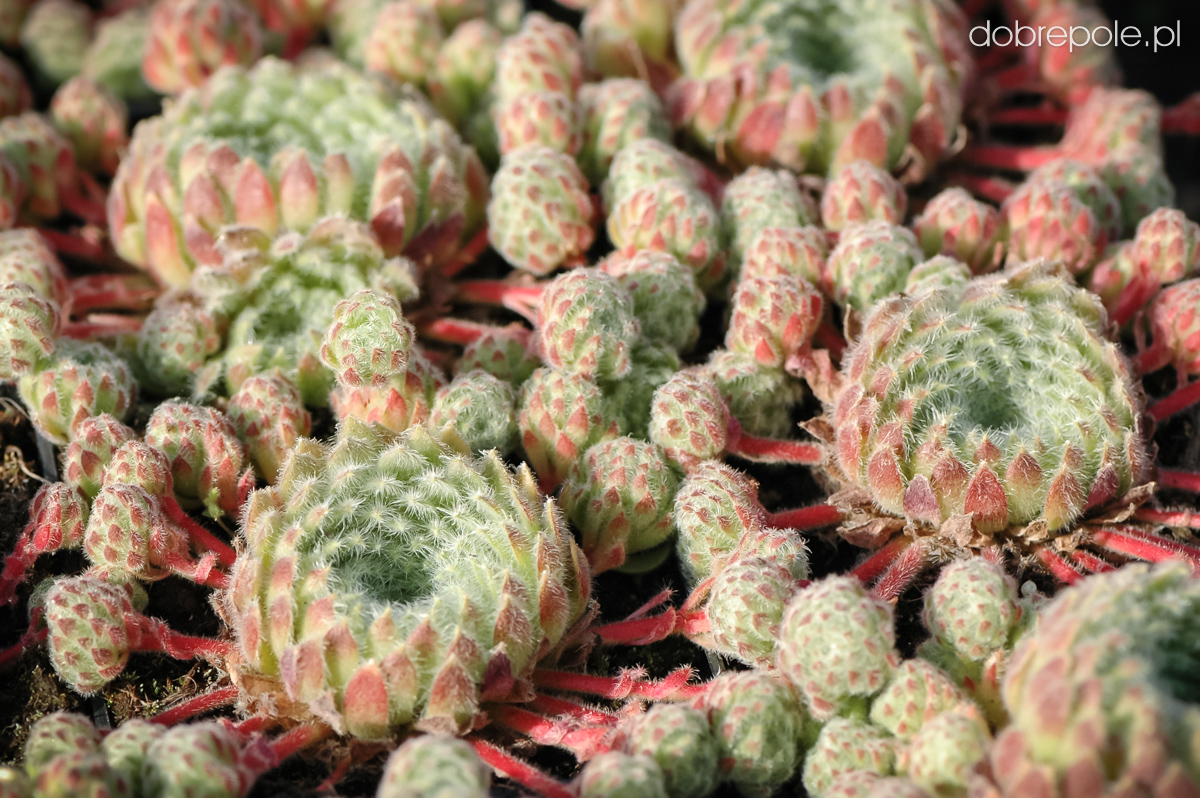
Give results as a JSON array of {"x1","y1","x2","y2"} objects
[
  {"x1": 1057, "y1": 88, "x2": 1175, "y2": 235},
  {"x1": 831, "y1": 259, "x2": 1147, "y2": 545},
  {"x1": 136, "y1": 217, "x2": 419, "y2": 406},
  {"x1": 109, "y1": 56, "x2": 488, "y2": 288},
  {"x1": 604, "y1": 139, "x2": 726, "y2": 292},
  {"x1": 668, "y1": 0, "x2": 969, "y2": 177},
  {"x1": 223, "y1": 419, "x2": 592, "y2": 737},
  {"x1": 705, "y1": 165, "x2": 826, "y2": 435},
  {"x1": 517, "y1": 256, "x2": 706, "y2": 493},
  {"x1": 671, "y1": 460, "x2": 808, "y2": 588},
  {"x1": 1, "y1": 268, "x2": 136, "y2": 442},
  {"x1": 492, "y1": 13, "x2": 584, "y2": 158},
  {"x1": 1088, "y1": 206, "x2": 1200, "y2": 320},
  {"x1": 10, "y1": 712, "x2": 266, "y2": 798},
  {"x1": 567, "y1": 573, "x2": 996, "y2": 798},
  {"x1": 320, "y1": 289, "x2": 447, "y2": 436}
]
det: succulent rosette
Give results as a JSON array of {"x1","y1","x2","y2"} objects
[
  {"x1": 363, "y1": 0, "x2": 444, "y2": 90},
  {"x1": 579, "y1": 752, "x2": 668, "y2": 798},
  {"x1": 825, "y1": 221, "x2": 923, "y2": 312},
  {"x1": 225, "y1": 373, "x2": 312, "y2": 482},
  {"x1": 0, "y1": 282, "x2": 59, "y2": 380},
  {"x1": 48, "y1": 77, "x2": 129, "y2": 176},
  {"x1": 19, "y1": 0, "x2": 92, "y2": 89},
  {"x1": 720, "y1": 166, "x2": 817, "y2": 267},
  {"x1": 984, "y1": 562, "x2": 1200, "y2": 797},
  {"x1": 820, "y1": 160, "x2": 907, "y2": 232},
  {"x1": 739, "y1": 225, "x2": 827, "y2": 286},
  {"x1": 377, "y1": 735, "x2": 490, "y2": 798},
  {"x1": 81, "y1": 9, "x2": 156, "y2": 103},
  {"x1": 578, "y1": 78, "x2": 672, "y2": 185},
  {"x1": 518, "y1": 366, "x2": 619, "y2": 489},
  {"x1": 427, "y1": 369, "x2": 519, "y2": 455},
  {"x1": 669, "y1": 0, "x2": 969, "y2": 175},
  {"x1": 144, "y1": 400, "x2": 247, "y2": 518},
  {"x1": 487, "y1": 145, "x2": 595, "y2": 274},
  {"x1": 777, "y1": 575, "x2": 900, "y2": 719},
  {"x1": 429, "y1": 19, "x2": 503, "y2": 129},
  {"x1": 142, "y1": 0, "x2": 263, "y2": 95},
  {"x1": 537, "y1": 268, "x2": 639, "y2": 381},
  {"x1": 598, "y1": 250, "x2": 705, "y2": 353},
  {"x1": 17, "y1": 339, "x2": 136, "y2": 445},
  {"x1": 109, "y1": 57, "x2": 488, "y2": 289},
  {"x1": 0, "y1": 112, "x2": 82, "y2": 221},
  {"x1": 803, "y1": 718, "x2": 897, "y2": 797},
  {"x1": 560, "y1": 436, "x2": 680, "y2": 573},
  {"x1": 134, "y1": 292, "x2": 223, "y2": 398},
  {"x1": 618, "y1": 703, "x2": 720, "y2": 798},
  {"x1": 829, "y1": 260, "x2": 1147, "y2": 544},
  {"x1": 223, "y1": 419, "x2": 592, "y2": 737},
  {"x1": 700, "y1": 670, "x2": 810, "y2": 797},
  {"x1": 912, "y1": 187, "x2": 1003, "y2": 274},
  {"x1": 706, "y1": 348, "x2": 800, "y2": 439}
]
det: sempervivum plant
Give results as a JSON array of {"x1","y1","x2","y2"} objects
[
  {"x1": 824, "y1": 221, "x2": 923, "y2": 312},
  {"x1": 109, "y1": 57, "x2": 488, "y2": 288},
  {"x1": 560, "y1": 436, "x2": 680, "y2": 574},
  {"x1": 982, "y1": 562, "x2": 1200, "y2": 797},
  {"x1": 0, "y1": 282, "x2": 59, "y2": 380},
  {"x1": 699, "y1": 670, "x2": 810, "y2": 797},
  {"x1": 17, "y1": 338, "x2": 136, "y2": 445},
  {"x1": 720, "y1": 166, "x2": 817, "y2": 268},
  {"x1": 222, "y1": 419, "x2": 592, "y2": 737},
  {"x1": 1090, "y1": 207, "x2": 1200, "y2": 323},
  {"x1": 491, "y1": 13, "x2": 583, "y2": 158},
  {"x1": 48, "y1": 77, "x2": 128, "y2": 176},
  {"x1": 802, "y1": 718, "x2": 897, "y2": 796},
  {"x1": 518, "y1": 366, "x2": 619, "y2": 489},
  {"x1": 829, "y1": 259, "x2": 1147, "y2": 545},
  {"x1": 62, "y1": 413, "x2": 137, "y2": 499},
  {"x1": 604, "y1": 139, "x2": 725, "y2": 292},
  {"x1": 668, "y1": 0, "x2": 968, "y2": 175},
  {"x1": 429, "y1": 19, "x2": 503, "y2": 131},
  {"x1": 705, "y1": 554, "x2": 803, "y2": 667},
  {"x1": 184, "y1": 218, "x2": 419, "y2": 406},
  {"x1": 19, "y1": 0, "x2": 91, "y2": 89},
  {"x1": 487, "y1": 145, "x2": 595, "y2": 274},
  {"x1": 617, "y1": 703, "x2": 720, "y2": 798},
  {"x1": 142, "y1": 0, "x2": 263, "y2": 94},
  {"x1": 377, "y1": 735, "x2": 490, "y2": 798},
  {"x1": 537, "y1": 268, "x2": 639, "y2": 381},
  {"x1": 1002, "y1": 175, "x2": 1110, "y2": 275},
  {"x1": 597, "y1": 249, "x2": 705, "y2": 353},
  {"x1": 363, "y1": 1, "x2": 443, "y2": 90},
  {"x1": 725, "y1": 274, "x2": 822, "y2": 372},
  {"x1": 777, "y1": 575, "x2": 900, "y2": 719},
  {"x1": 912, "y1": 188, "x2": 1004, "y2": 275},
  {"x1": 80, "y1": 9, "x2": 156, "y2": 103},
  {"x1": 144, "y1": 400, "x2": 248, "y2": 518},
  {"x1": 739, "y1": 225, "x2": 828, "y2": 287},
  {"x1": 134, "y1": 292, "x2": 222, "y2": 398},
  {"x1": 225, "y1": 373, "x2": 312, "y2": 482},
  {"x1": 578, "y1": 78, "x2": 672, "y2": 185},
  {"x1": 820, "y1": 160, "x2": 907, "y2": 232},
  {"x1": 1138, "y1": 279, "x2": 1200, "y2": 397},
  {"x1": 579, "y1": 752, "x2": 669, "y2": 798},
  {"x1": 427, "y1": 369, "x2": 519, "y2": 454}
]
